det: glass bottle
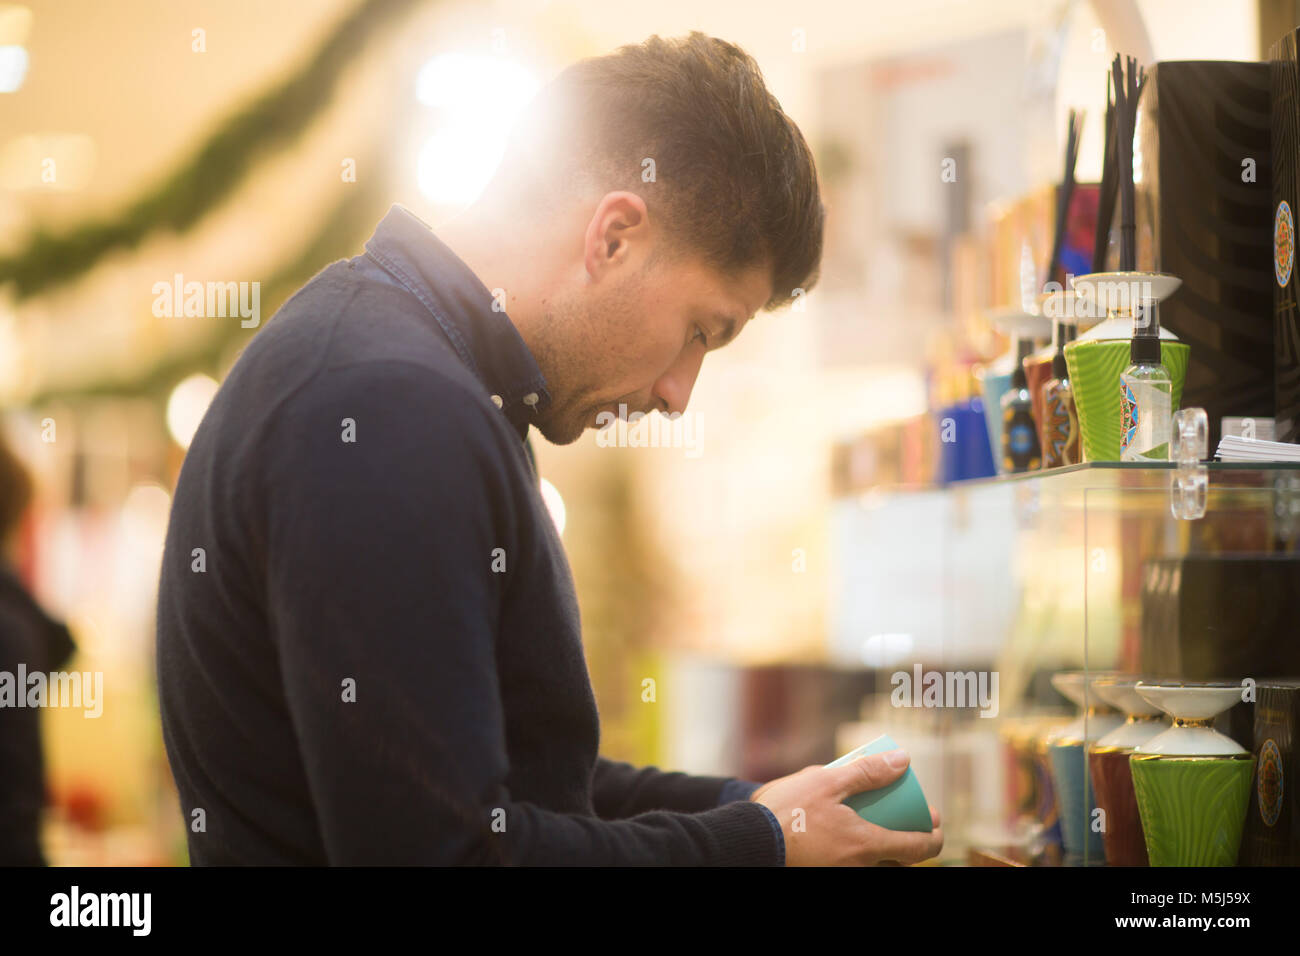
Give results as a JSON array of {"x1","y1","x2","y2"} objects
[
  {"x1": 1120, "y1": 305, "x2": 1172, "y2": 462},
  {"x1": 1001, "y1": 339, "x2": 1042, "y2": 472}
]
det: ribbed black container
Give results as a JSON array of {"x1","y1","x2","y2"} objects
[
  {"x1": 1134, "y1": 61, "x2": 1274, "y2": 451},
  {"x1": 1272, "y1": 34, "x2": 1300, "y2": 443}
]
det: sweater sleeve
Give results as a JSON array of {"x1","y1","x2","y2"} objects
[
  {"x1": 261, "y1": 361, "x2": 782, "y2": 865},
  {"x1": 592, "y1": 756, "x2": 756, "y2": 816}
]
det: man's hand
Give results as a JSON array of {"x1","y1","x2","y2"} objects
[{"x1": 750, "y1": 749, "x2": 944, "y2": 866}]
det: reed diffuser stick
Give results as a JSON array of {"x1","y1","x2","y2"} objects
[
  {"x1": 1093, "y1": 74, "x2": 1116, "y2": 272},
  {"x1": 1111, "y1": 54, "x2": 1147, "y2": 272},
  {"x1": 1047, "y1": 109, "x2": 1084, "y2": 288}
]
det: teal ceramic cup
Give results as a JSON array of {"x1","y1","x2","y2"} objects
[
  {"x1": 1048, "y1": 740, "x2": 1105, "y2": 860},
  {"x1": 826, "y1": 734, "x2": 933, "y2": 831}
]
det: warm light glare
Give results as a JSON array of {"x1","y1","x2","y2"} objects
[
  {"x1": 415, "y1": 53, "x2": 539, "y2": 206},
  {"x1": 861, "y1": 632, "x2": 915, "y2": 668},
  {"x1": 166, "y1": 374, "x2": 220, "y2": 450},
  {"x1": 539, "y1": 477, "x2": 566, "y2": 536},
  {"x1": 122, "y1": 482, "x2": 172, "y2": 535},
  {"x1": 0, "y1": 44, "x2": 27, "y2": 92}
]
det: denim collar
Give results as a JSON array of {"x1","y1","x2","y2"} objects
[{"x1": 362, "y1": 204, "x2": 551, "y2": 442}]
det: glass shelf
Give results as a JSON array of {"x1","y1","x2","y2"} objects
[
  {"x1": 827, "y1": 459, "x2": 1300, "y2": 863},
  {"x1": 854, "y1": 460, "x2": 1300, "y2": 498}
]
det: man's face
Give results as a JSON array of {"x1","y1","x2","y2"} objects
[{"x1": 526, "y1": 196, "x2": 773, "y2": 446}]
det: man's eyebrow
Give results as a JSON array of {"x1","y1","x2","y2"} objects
[{"x1": 713, "y1": 314, "x2": 740, "y2": 346}]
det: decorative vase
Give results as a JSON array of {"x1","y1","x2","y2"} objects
[
  {"x1": 1088, "y1": 678, "x2": 1168, "y2": 866},
  {"x1": 1047, "y1": 672, "x2": 1124, "y2": 862},
  {"x1": 1129, "y1": 683, "x2": 1255, "y2": 867},
  {"x1": 1064, "y1": 273, "x2": 1189, "y2": 462}
]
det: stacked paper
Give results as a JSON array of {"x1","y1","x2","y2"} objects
[{"x1": 1215, "y1": 435, "x2": 1300, "y2": 462}]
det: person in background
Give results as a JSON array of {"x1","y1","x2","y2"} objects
[{"x1": 0, "y1": 431, "x2": 75, "y2": 866}]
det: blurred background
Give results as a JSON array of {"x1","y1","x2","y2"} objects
[{"x1": 0, "y1": 0, "x2": 1277, "y2": 865}]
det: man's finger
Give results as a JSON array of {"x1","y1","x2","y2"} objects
[
  {"x1": 863, "y1": 824, "x2": 944, "y2": 865},
  {"x1": 825, "y1": 749, "x2": 910, "y2": 800}
]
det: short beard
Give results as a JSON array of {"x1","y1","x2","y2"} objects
[
  {"x1": 523, "y1": 293, "x2": 593, "y2": 446},
  {"x1": 533, "y1": 405, "x2": 587, "y2": 446},
  {"x1": 522, "y1": 264, "x2": 647, "y2": 446}
]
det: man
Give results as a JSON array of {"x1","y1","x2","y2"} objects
[{"x1": 157, "y1": 32, "x2": 943, "y2": 865}]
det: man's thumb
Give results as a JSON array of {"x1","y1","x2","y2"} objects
[{"x1": 828, "y1": 748, "x2": 909, "y2": 799}]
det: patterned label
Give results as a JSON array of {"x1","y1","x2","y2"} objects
[
  {"x1": 1041, "y1": 384, "x2": 1077, "y2": 467},
  {"x1": 1258, "y1": 738, "x2": 1283, "y2": 827},
  {"x1": 1120, "y1": 380, "x2": 1138, "y2": 455},
  {"x1": 1276, "y1": 201, "x2": 1294, "y2": 288},
  {"x1": 1008, "y1": 422, "x2": 1033, "y2": 454}
]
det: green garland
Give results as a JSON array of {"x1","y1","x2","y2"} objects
[
  {"x1": 0, "y1": 0, "x2": 422, "y2": 300},
  {"x1": 25, "y1": 159, "x2": 392, "y2": 406}
]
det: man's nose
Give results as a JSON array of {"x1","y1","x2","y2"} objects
[{"x1": 651, "y1": 345, "x2": 706, "y2": 417}]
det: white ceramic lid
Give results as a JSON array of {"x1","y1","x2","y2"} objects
[
  {"x1": 1046, "y1": 672, "x2": 1124, "y2": 742},
  {"x1": 1092, "y1": 679, "x2": 1166, "y2": 748},
  {"x1": 1068, "y1": 272, "x2": 1181, "y2": 342},
  {"x1": 1070, "y1": 271, "x2": 1182, "y2": 309},
  {"x1": 1051, "y1": 672, "x2": 1088, "y2": 709},
  {"x1": 986, "y1": 308, "x2": 1052, "y2": 339},
  {"x1": 1136, "y1": 724, "x2": 1246, "y2": 756},
  {"x1": 1072, "y1": 313, "x2": 1181, "y2": 342},
  {"x1": 1097, "y1": 717, "x2": 1168, "y2": 750},
  {"x1": 1038, "y1": 290, "x2": 1104, "y2": 334},
  {"x1": 1133, "y1": 684, "x2": 1247, "y2": 756},
  {"x1": 1092, "y1": 680, "x2": 1163, "y2": 717}
]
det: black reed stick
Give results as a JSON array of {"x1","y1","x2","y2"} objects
[
  {"x1": 1093, "y1": 73, "x2": 1116, "y2": 272},
  {"x1": 1047, "y1": 108, "x2": 1083, "y2": 288},
  {"x1": 1111, "y1": 54, "x2": 1147, "y2": 272}
]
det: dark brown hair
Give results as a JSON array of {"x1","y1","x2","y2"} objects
[{"x1": 506, "y1": 33, "x2": 824, "y2": 310}]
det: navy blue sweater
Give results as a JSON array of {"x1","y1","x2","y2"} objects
[{"x1": 155, "y1": 205, "x2": 784, "y2": 865}]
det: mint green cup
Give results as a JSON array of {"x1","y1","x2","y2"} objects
[
  {"x1": 1064, "y1": 339, "x2": 1189, "y2": 462},
  {"x1": 827, "y1": 734, "x2": 933, "y2": 831}
]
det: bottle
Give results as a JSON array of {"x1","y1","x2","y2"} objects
[
  {"x1": 1001, "y1": 339, "x2": 1041, "y2": 472},
  {"x1": 1039, "y1": 320, "x2": 1079, "y2": 468},
  {"x1": 937, "y1": 364, "x2": 997, "y2": 483},
  {"x1": 1120, "y1": 304, "x2": 1172, "y2": 461}
]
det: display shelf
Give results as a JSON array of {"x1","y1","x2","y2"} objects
[
  {"x1": 828, "y1": 459, "x2": 1300, "y2": 865},
  {"x1": 855, "y1": 460, "x2": 1300, "y2": 497}
]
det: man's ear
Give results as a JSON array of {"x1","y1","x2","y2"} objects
[{"x1": 584, "y1": 191, "x2": 650, "y2": 281}]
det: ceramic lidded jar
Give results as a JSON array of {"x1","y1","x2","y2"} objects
[
  {"x1": 1129, "y1": 683, "x2": 1256, "y2": 866},
  {"x1": 1047, "y1": 672, "x2": 1124, "y2": 862},
  {"x1": 1088, "y1": 678, "x2": 1169, "y2": 866},
  {"x1": 1063, "y1": 272, "x2": 1189, "y2": 462}
]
